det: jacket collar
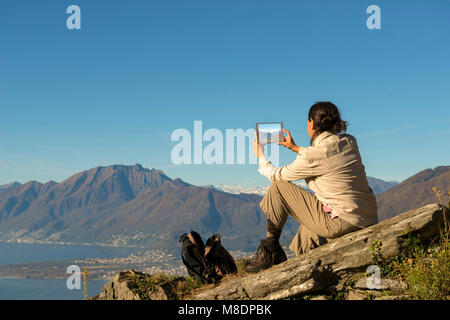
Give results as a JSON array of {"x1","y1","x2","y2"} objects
[{"x1": 312, "y1": 131, "x2": 334, "y2": 146}]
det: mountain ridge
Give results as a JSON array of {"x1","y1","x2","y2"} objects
[
  {"x1": 377, "y1": 165, "x2": 449, "y2": 221},
  {"x1": 0, "y1": 164, "x2": 446, "y2": 251},
  {"x1": 366, "y1": 177, "x2": 398, "y2": 195},
  {"x1": 0, "y1": 164, "x2": 277, "y2": 251}
]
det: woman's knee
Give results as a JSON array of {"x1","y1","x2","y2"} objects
[
  {"x1": 267, "y1": 181, "x2": 292, "y2": 195},
  {"x1": 270, "y1": 180, "x2": 291, "y2": 188},
  {"x1": 261, "y1": 181, "x2": 286, "y2": 208}
]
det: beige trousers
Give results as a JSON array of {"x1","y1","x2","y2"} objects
[{"x1": 259, "y1": 181, "x2": 361, "y2": 256}]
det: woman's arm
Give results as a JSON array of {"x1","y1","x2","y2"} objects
[{"x1": 253, "y1": 129, "x2": 316, "y2": 182}]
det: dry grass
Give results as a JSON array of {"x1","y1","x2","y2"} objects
[{"x1": 374, "y1": 187, "x2": 450, "y2": 300}]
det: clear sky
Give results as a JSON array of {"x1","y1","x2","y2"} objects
[{"x1": 1, "y1": 0, "x2": 449, "y2": 187}]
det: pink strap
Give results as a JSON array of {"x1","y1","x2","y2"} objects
[{"x1": 323, "y1": 204, "x2": 338, "y2": 219}]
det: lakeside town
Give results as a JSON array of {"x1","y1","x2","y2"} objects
[{"x1": 0, "y1": 248, "x2": 258, "y2": 281}]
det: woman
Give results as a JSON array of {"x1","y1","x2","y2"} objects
[{"x1": 246, "y1": 101, "x2": 377, "y2": 273}]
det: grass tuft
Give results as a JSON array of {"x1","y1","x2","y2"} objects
[{"x1": 367, "y1": 187, "x2": 449, "y2": 300}]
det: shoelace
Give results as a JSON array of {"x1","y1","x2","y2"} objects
[{"x1": 255, "y1": 242, "x2": 273, "y2": 263}]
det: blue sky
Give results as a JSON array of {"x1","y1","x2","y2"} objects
[{"x1": 0, "y1": 0, "x2": 449, "y2": 187}]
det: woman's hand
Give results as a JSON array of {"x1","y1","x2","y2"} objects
[{"x1": 278, "y1": 128, "x2": 300, "y2": 153}]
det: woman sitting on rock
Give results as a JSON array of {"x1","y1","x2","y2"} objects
[{"x1": 246, "y1": 101, "x2": 378, "y2": 273}]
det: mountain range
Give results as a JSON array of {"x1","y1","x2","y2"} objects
[
  {"x1": 366, "y1": 177, "x2": 398, "y2": 195},
  {"x1": 376, "y1": 165, "x2": 449, "y2": 221},
  {"x1": 209, "y1": 181, "x2": 308, "y2": 197},
  {"x1": 0, "y1": 164, "x2": 447, "y2": 251},
  {"x1": 213, "y1": 178, "x2": 397, "y2": 197},
  {"x1": 0, "y1": 164, "x2": 300, "y2": 251},
  {"x1": 0, "y1": 182, "x2": 21, "y2": 190}
]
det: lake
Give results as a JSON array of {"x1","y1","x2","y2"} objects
[
  {"x1": 0, "y1": 242, "x2": 141, "y2": 266},
  {"x1": 0, "y1": 242, "x2": 141, "y2": 300},
  {"x1": 0, "y1": 278, "x2": 108, "y2": 300}
]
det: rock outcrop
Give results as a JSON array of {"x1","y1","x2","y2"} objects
[
  {"x1": 92, "y1": 269, "x2": 187, "y2": 300},
  {"x1": 94, "y1": 270, "x2": 141, "y2": 300},
  {"x1": 192, "y1": 203, "x2": 446, "y2": 300},
  {"x1": 94, "y1": 203, "x2": 447, "y2": 300}
]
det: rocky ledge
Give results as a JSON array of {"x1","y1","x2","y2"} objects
[{"x1": 93, "y1": 203, "x2": 448, "y2": 300}]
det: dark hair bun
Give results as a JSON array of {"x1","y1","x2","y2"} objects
[
  {"x1": 320, "y1": 114, "x2": 336, "y2": 131},
  {"x1": 308, "y1": 102, "x2": 348, "y2": 142}
]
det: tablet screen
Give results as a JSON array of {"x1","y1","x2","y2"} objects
[{"x1": 256, "y1": 122, "x2": 284, "y2": 144}]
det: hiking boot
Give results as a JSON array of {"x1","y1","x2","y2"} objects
[{"x1": 245, "y1": 238, "x2": 287, "y2": 273}]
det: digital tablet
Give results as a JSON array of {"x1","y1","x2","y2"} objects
[{"x1": 256, "y1": 122, "x2": 284, "y2": 145}]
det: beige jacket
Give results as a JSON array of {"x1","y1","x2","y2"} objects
[{"x1": 258, "y1": 131, "x2": 378, "y2": 228}]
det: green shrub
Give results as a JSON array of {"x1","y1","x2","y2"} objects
[
  {"x1": 395, "y1": 236, "x2": 449, "y2": 299},
  {"x1": 367, "y1": 187, "x2": 449, "y2": 300},
  {"x1": 390, "y1": 187, "x2": 449, "y2": 299}
]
